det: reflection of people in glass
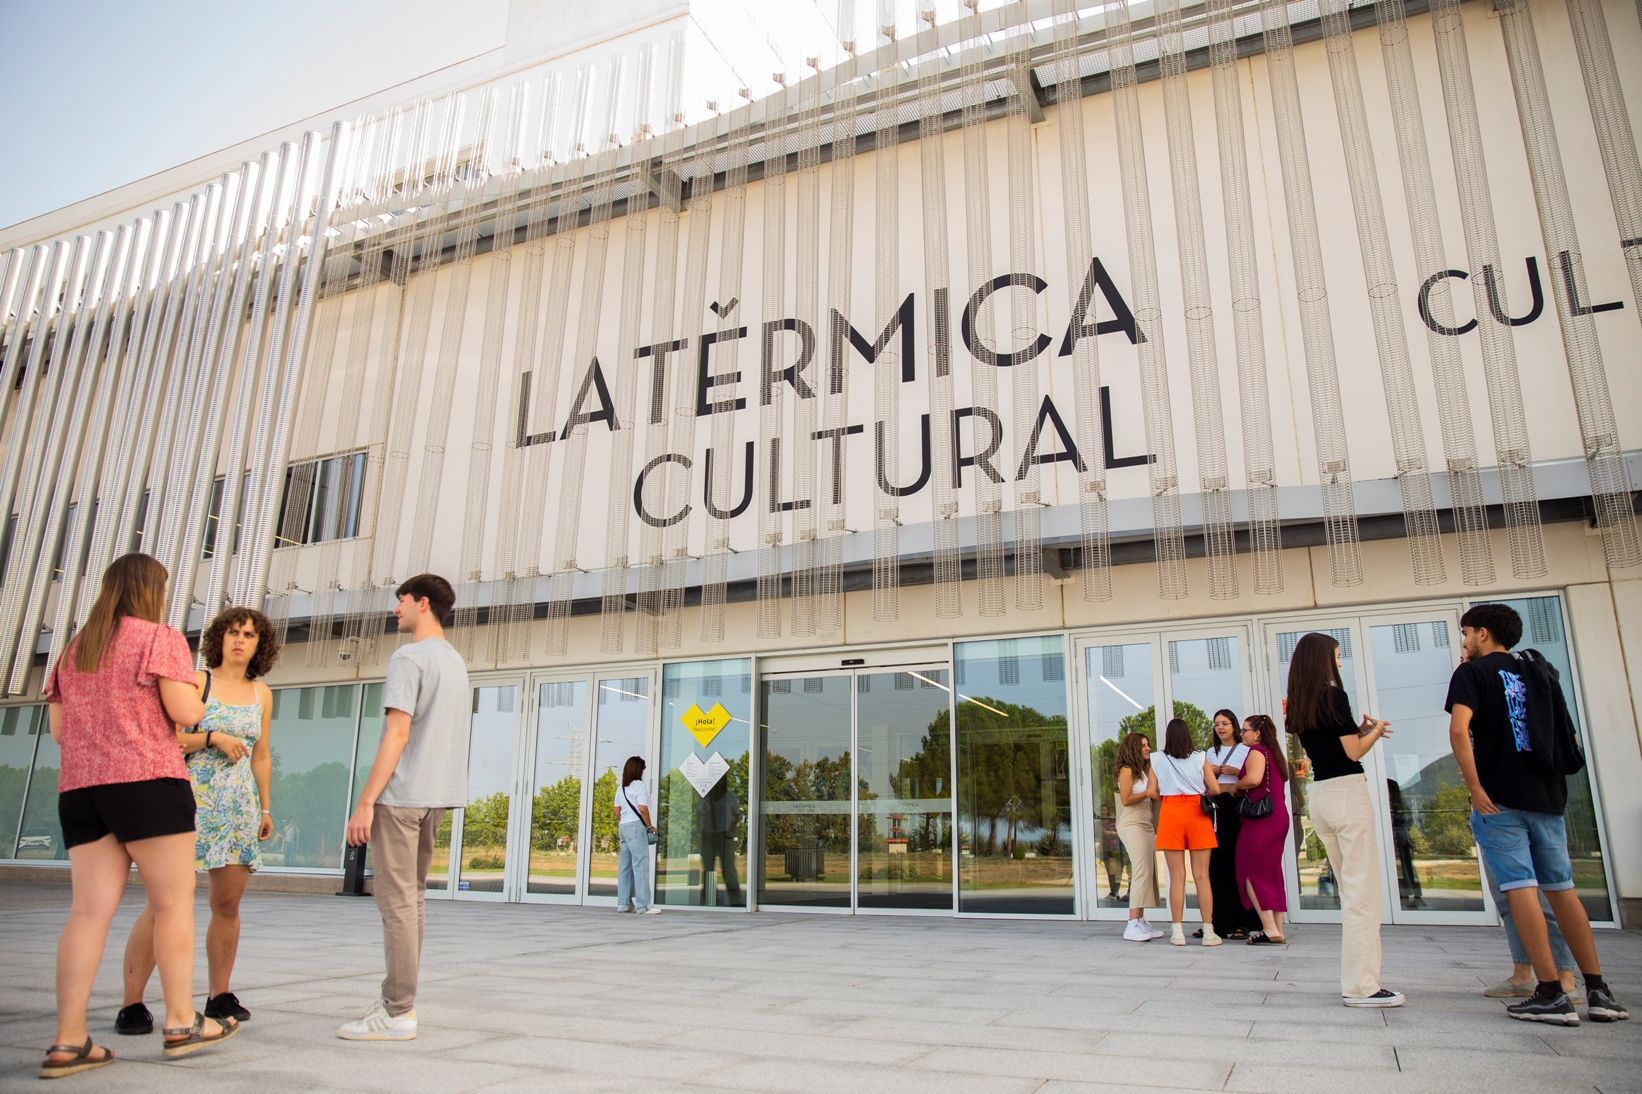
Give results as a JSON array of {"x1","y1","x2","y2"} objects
[
  {"x1": 697, "y1": 775, "x2": 742, "y2": 906},
  {"x1": 1101, "y1": 813, "x2": 1126, "y2": 902},
  {"x1": 1385, "y1": 780, "x2": 1423, "y2": 908}
]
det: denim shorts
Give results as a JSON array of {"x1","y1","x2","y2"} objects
[{"x1": 1470, "y1": 806, "x2": 1574, "y2": 893}]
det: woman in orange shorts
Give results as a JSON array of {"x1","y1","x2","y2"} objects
[{"x1": 1151, "y1": 718, "x2": 1221, "y2": 947}]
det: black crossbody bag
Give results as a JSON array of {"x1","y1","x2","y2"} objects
[{"x1": 1239, "y1": 748, "x2": 1275, "y2": 819}]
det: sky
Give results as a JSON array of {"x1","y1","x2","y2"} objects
[{"x1": 0, "y1": 0, "x2": 508, "y2": 231}]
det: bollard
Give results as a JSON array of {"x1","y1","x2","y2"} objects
[{"x1": 337, "y1": 843, "x2": 371, "y2": 896}]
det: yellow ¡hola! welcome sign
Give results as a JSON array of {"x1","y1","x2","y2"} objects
[{"x1": 680, "y1": 702, "x2": 732, "y2": 748}]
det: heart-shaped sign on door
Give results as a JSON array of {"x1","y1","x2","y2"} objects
[{"x1": 679, "y1": 751, "x2": 730, "y2": 798}]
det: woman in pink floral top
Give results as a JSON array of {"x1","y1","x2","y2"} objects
[{"x1": 39, "y1": 554, "x2": 238, "y2": 1078}]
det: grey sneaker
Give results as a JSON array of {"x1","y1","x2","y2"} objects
[
  {"x1": 1506, "y1": 990, "x2": 1578, "y2": 1026},
  {"x1": 1586, "y1": 985, "x2": 1628, "y2": 1023}
]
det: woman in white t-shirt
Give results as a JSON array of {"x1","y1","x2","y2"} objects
[
  {"x1": 1153, "y1": 718, "x2": 1221, "y2": 947},
  {"x1": 614, "y1": 756, "x2": 660, "y2": 915}
]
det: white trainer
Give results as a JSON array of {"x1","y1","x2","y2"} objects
[
  {"x1": 1123, "y1": 919, "x2": 1153, "y2": 942},
  {"x1": 1170, "y1": 924, "x2": 1186, "y2": 947},
  {"x1": 337, "y1": 999, "x2": 418, "y2": 1041},
  {"x1": 1202, "y1": 928, "x2": 1224, "y2": 947},
  {"x1": 1142, "y1": 919, "x2": 1165, "y2": 940},
  {"x1": 637, "y1": 906, "x2": 662, "y2": 916}
]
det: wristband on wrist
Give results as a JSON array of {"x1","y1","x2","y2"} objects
[
  {"x1": 261, "y1": 810, "x2": 272, "y2": 815},
  {"x1": 205, "y1": 730, "x2": 214, "y2": 749}
]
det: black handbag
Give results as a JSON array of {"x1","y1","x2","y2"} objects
[{"x1": 1239, "y1": 747, "x2": 1275, "y2": 819}]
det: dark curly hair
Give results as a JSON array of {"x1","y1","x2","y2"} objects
[{"x1": 199, "y1": 607, "x2": 281, "y2": 680}]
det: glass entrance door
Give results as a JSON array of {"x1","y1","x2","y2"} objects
[
  {"x1": 445, "y1": 680, "x2": 525, "y2": 901},
  {"x1": 519, "y1": 670, "x2": 656, "y2": 905},
  {"x1": 756, "y1": 666, "x2": 953, "y2": 912},
  {"x1": 1074, "y1": 627, "x2": 1253, "y2": 918},
  {"x1": 1263, "y1": 612, "x2": 1489, "y2": 925}
]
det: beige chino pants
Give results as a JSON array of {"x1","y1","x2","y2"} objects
[
  {"x1": 1309, "y1": 774, "x2": 1383, "y2": 999},
  {"x1": 371, "y1": 804, "x2": 445, "y2": 1017}
]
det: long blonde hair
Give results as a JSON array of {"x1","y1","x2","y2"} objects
[{"x1": 73, "y1": 553, "x2": 168, "y2": 673}]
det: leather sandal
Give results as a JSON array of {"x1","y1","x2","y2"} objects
[
  {"x1": 161, "y1": 1012, "x2": 238, "y2": 1058},
  {"x1": 38, "y1": 1037, "x2": 114, "y2": 1079}
]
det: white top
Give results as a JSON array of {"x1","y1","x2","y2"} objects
[
  {"x1": 614, "y1": 779, "x2": 649, "y2": 823},
  {"x1": 1130, "y1": 772, "x2": 1149, "y2": 794},
  {"x1": 1153, "y1": 750, "x2": 1209, "y2": 797},
  {"x1": 1208, "y1": 743, "x2": 1250, "y2": 786}
]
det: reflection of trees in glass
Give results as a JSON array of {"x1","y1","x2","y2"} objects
[
  {"x1": 658, "y1": 750, "x2": 751, "y2": 857},
  {"x1": 761, "y1": 750, "x2": 851, "y2": 854},
  {"x1": 1093, "y1": 700, "x2": 1209, "y2": 816},
  {"x1": 268, "y1": 749, "x2": 349, "y2": 869},
  {"x1": 954, "y1": 699, "x2": 1070, "y2": 857},
  {"x1": 0, "y1": 762, "x2": 30, "y2": 853}
]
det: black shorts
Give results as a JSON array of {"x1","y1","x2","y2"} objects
[{"x1": 58, "y1": 778, "x2": 196, "y2": 850}]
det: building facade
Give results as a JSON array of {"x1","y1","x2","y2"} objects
[{"x1": 1, "y1": 0, "x2": 1640, "y2": 927}]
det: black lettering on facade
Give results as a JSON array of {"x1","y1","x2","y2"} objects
[
  {"x1": 634, "y1": 452, "x2": 692, "y2": 528},
  {"x1": 697, "y1": 327, "x2": 749, "y2": 415},
  {"x1": 1015, "y1": 395, "x2": 1087, "y2": 480},
  {"x1": 876, "y1": 415, "x2": 933, "y2": 497},
  {"x1": 761, "y1": 318, "x2": 815, "y2": 405},
  {"x1": 1057, "y1": 257, "x2": 1144, "y2": 354},
  {"x1": 962, "y1": 273, "x2": 1054, "y2": 367}
]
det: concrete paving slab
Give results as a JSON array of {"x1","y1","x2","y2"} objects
[{"x1": 0, "y1": 880, "x2": 1636, "y2": 1092}]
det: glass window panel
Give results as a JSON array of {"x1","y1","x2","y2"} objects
[
  {"x1": 454, "y1": 684, "x2": 520, "y2": 895},
  {"x1": 857, "y1": 667, "x2": 954, "y2": 911},
  {"x1": 17, "y1": 723, "x2": 64, "y2": 862},
  {"x1": 1367, "y1": 619, "x2": 1480, "y2": 913},
  {"x1": 1167, "y1": 636, "x2": 1246, "y2": 750},
  {"x1": 1479, "y1": 596, "x2": 1612, "y2": 921},
  {"x1": 526, "y1": 680, "x2": 587, "y2": 896},
  {"x1": 955, "y1": 635, "x2": 1073, "y2": 914},
  {"x1": 658, "y1": 659, "x2": 750, "y2": 908},
  {"x1": 587, "y1": 677, "x2": 651, "y2": 899},
  {"x1": 0, "y1": 706, "x2": 46, "y2": 859},
  {"x1": 265, "y1": 684, "x2": 360, "y2": 870},
  {"x1": 758, "y1": 674, "x2": 852, "y2": 908},
  {"x1": 1085, "y1": 643, "x2": 1157, "y2": 910}
]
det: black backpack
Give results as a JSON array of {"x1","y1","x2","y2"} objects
[{"x1": 1511, "y1": 649, "x2": 1586, "y2": 777}]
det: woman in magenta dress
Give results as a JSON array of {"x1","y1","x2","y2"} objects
[{"x1": 1234, "y1": 714, "x2": 1290, "y2": 944}]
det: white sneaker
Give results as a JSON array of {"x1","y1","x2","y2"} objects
[
  {"x1": 337, "y1": 999, "x2": 418, "y2": 1041},
  {"x1": 1142, "y1": 919, "x2": 1165, "y2": 940},
  {"x1": 1202, "y1": 928, "x2": 1223, "y2": 947},
  {"x1": 637, "y1": 906, "x2": 662, "y2": 916},
  {"x1": 1170, "y1": 924, "x2": 1186, "y2": 947},
  {"x1": 1123, "y1": 919, "x2": 1152, "y2": 942}
]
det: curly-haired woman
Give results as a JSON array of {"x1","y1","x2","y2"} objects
[
  {"x1": 118, "y1": 607, "x2": 280, "y2": 1034},
  {"x1": 1112, "y1": 732, "x2": 1163, "y2": 942}
]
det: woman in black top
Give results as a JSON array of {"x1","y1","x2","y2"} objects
[
  {"x1": 1287, "y1": 632, "x2": 1403, "y2": 1008},
  {"x1": 1206, "y1": 709, "x2": 1260, "y2": 940}
]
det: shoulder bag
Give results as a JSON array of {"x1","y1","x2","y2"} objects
[
  {"x1": 1164, "y1": 754, "x2": 1214, "y2": 815},
  {"x1": 623, "y1": 787, "x2": 659, "y2": 845},
  {"x1": 1239, "y1": 747, "x2": 1275, "y2": 819}
]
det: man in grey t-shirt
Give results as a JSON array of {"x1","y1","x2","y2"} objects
[{"x1": 339, "y1": 574, "x2": 470, "y2": 1041}]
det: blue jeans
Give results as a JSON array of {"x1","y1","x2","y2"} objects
[
  {"x1": 1484, "y1": 857, "x2": 1574, "y2": 972},
  {"x1": 617, "y1": 820, "x2": 652, "y2": 911},
  {"x1": 1470, "y1": 807, "x2": 1575, "y2": 892}
]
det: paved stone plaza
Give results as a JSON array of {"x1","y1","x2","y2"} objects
[{"x1": 0, "y1": 880, "x2": 1638, "y2": 1093}]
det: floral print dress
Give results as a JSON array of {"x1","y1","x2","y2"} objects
[{"x1": 189, "y1": 696, "x2": 263, "y2": 871}]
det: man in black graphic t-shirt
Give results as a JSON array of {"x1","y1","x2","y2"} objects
[{"x1": 1446, "y1": 603, "x2": 1626, "y2": 1027}]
